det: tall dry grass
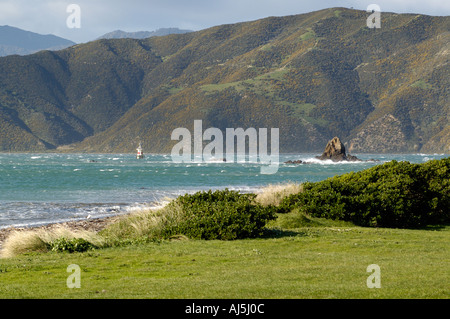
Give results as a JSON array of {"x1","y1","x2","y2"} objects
[
  {"x1": 100, "y1": 201, "x2": 185, "y2": 243},
  {"x1": 0, "y1": 225, "x2": 104, "y2": 258},
  {"x1": 254, "y1": 182, "x2": 303, "y2": 207}
]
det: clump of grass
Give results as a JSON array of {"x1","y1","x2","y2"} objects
[
  {"x1": 1, "y1": 226, "x2": 105, "y2": 258},
  {"x1": 254, "y1": 182, "x2": 303, "y2": 207},
  {"x1": 99, "y1": 201, "x2": 185, "y2": 245},
  {"x1": 1, "y1": 231, "x2": 48, "y2": 258}
]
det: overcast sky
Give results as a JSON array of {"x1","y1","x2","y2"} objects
[{"x1": 1, "y1": 0, "x2": 449, "y2": 43}]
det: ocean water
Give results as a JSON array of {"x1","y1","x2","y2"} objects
[{"x1": 0, "y1": 153, "x2": 447, "y2": 229}]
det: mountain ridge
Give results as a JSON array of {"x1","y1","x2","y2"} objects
[
  {"x1": 0, "y1": 25, "x2": 75, "y2": 57},
  {"x1": 97, "y1": 28, "x2": 193, "y2": 40},
  {"x1": 0, "y1": 8, "x2": 448, "y2": 154}
]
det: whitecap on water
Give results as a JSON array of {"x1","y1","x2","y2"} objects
[{"x1": 301, "y1": 158, "x2": 367, "y2": 165}]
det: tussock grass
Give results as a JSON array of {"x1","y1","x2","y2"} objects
[
  {"x1": 254, "y1": 182, "x2": 303, "y2": 207},
  {"x1": 99, "y1": 201, "x2": 185, "y2": 244},
  {"x1": 1, "y1": 226, "x2": 104, "y2": 258},
  {"x1": 1, "y1": 231, "x2": 48, "y2": 258},
  {"x1": 1, "y1": 197, "x2": 178, "y2": 257}
]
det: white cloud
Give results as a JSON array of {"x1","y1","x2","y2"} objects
[{"x1": 0, "y1": 2, "x2": 21, "y2": 20}]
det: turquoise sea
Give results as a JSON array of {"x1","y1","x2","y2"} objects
[{"x1": 0, "y1": 153, "x2": 447, "y2": 229}]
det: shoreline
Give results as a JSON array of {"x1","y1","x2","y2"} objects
[{"x1": 0, "y1": 216, "x2": 117, "y2": 249}]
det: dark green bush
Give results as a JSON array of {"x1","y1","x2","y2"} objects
[
  {"x1": 165, "y1": 189, "x2": 277, "y2": 240},
  {"x1": 50, "y1": 237, "x2": 97, "y2": 253},
  {"x1": 279, "y1": 158, "x2": 450, "y2": 228}
]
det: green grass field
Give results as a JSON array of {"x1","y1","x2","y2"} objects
[{"x1": 1, "y1": 215, "x2": 448, "y2": 299}]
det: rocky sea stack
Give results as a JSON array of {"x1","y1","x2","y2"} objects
[
  {"x1": 285, "y1": 137, "x2": 369, "y2": 164},
  {"x1": 315, "y1": 137, "x2": 361, "y2": 162}
]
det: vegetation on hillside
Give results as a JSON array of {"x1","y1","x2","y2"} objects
[{"x1": 0, "y1": 8, "x2": 448, "y2": 153}]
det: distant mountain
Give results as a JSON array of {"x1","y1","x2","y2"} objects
[
  {"x1": 0, "y1": 8, "x2": 448, "y2": 153},
  {"x1": 97, "y1": 28, "x2": 193, "y2": 40},
  {"x1": 0, "y1": 26, "x2": 76, "y2": 57}
]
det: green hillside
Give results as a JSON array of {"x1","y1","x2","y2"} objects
[{"x1": 0, "y1": 8, "x2": 448, "y2": 153}]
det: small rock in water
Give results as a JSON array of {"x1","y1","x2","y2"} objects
[{"x1": 284, "y1": 160, "x2": 304, "y2": 164}]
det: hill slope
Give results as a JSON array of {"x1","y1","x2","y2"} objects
[{"x1": 0, "y1": 8, "x2": 448, "y2": 153}]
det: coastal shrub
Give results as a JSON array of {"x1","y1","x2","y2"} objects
[
  {"x1": 279, "y1": 158, "x2": 450, "y2": 228},
  {"x1": 165, "y1": 189, "x2": 277, "y2": 240},
  {"x1": 101, "y1": 189, "x2": 276, "y2": 243},
  {"x1": 49, "y1": 237, "x2": 97, "y2": 253}
]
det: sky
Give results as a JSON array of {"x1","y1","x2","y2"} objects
[{"x1": 0, "y1": 0, "x2": 449, "y2": 43}]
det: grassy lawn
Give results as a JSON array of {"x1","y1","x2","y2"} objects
[{"x1": 1, "y1": 220, "x2": 448, "y2": 299}]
